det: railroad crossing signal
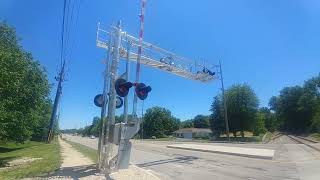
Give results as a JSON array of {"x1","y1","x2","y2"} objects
[
  {"x1": 135, "y1": 83, "x2": 151, "y2": 100},
  {"x1": 115, "y1": 78, "x2": 133, "y2": 97},
  {"x1": 96, "y1": 21, "x2": 217, "y2": 173},
  {"x1": 94, "y1": 94, "x2": 123, "y2": 109},
  {"x1": 115, "y1": 78, "x2": 152, "y2": 100}
]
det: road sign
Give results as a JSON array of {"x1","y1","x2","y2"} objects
[
  {"x1": 116, "y1": 96, "x2": 123, "y2": 108},
  {"x1": 94, "y1": 94, "x2": 104, "y2": 107},
  {"x1": 94, "y1": 94, "x2": 123, "y2": 109}
]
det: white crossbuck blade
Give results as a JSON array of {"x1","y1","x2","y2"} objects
[{"x1": 96, "y1": 26, "x2": 216, "y2": 83}]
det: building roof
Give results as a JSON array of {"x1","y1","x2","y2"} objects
[{"x1": 173, "y1": 128, "x2": 212, "y2": 133}]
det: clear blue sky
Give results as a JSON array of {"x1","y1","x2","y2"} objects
[{"x1": 1, "y1": 0, "x2": 319, "y2": 129}]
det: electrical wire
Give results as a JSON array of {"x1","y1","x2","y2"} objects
[
  {"x1": 65, "y1": 0, "x2": 76, "y2": 59},
  {"x1": 60, "y1": 0, "x2": 67, "y2": 68},
  {"x1": 69, "y1": 0, "x2": 82, "y2": 60}
]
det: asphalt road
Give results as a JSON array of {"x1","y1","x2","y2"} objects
[{"x1": 63, "y1": 135, "x2": 320, "y2": 180}]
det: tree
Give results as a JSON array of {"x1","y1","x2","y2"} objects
[
  {"x1": 90, "y1": 116, "x2": 101, "y2": 137},
  {"x1": 0, "y1": 22, "x2": 52, "y2": 142},
  {"x1": 61, "y1": 129, "x2": 78, "y2": 134},
  {"x1": 259, "y1": 107, "x2": 277, "y2": 132},
  {"x1": 302, "y1": 75, "x2": 320, "y2": 132},
  {"x1": 209, "y1": 95, "x2": 225, "y2": 137},
  {"x1": 226, "y1": 84, "x2": 259, "y2": 137},
  {"x1": 180, "y1": 119, "x2": 194, "y2": 128},
  {"x1": 210, "y1": 84, "x2": 260, "y2": 138},
  {"x1": 31, "y1": 100, "x2": 53, "y2": 141},
  {"x1": 311, "y1": 108, "x2": 320, "y2": 132},
  {"x1": 270, "y1": 74, "x2": 320, "y2": 133},
  {"x1": 274, "y1": 86, "x2": 308, "y2": 132},
  {"x1": 253, "y1": 112, "x2": 267, "y2": 136},
  {"x1": 193, "y1": 115, "x2": 210, "y2": 128},
  {"x1": 79, "y1": 115, "x2": 137, "y2": 137},
  {"x1": 115, "y1": 114, "x2": 134, "y2": 123},
  {"x1": 268, "y1": 96, "x2": 278, "y2": 112},
  {"x1": 142, "y1": 107, "x2": 180, "y2": 138}
]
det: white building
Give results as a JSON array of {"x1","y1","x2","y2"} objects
[{"x1": 173, "y1": 128, "x2": 212, "y2": 139}]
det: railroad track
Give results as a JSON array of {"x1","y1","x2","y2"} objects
[
  {"x1": 286, "y1": 134, "x2": 320, "y2": 152},
  {"x1": 295, "y1": 135, "x2": 319, "y2": 143},
  {"x1": 265, "y1": 132, "x2": 283, "y2": 143}
]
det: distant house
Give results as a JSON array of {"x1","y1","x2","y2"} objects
[{"x1": 173, "y1": 128, "x2": 212, "y2": 139}]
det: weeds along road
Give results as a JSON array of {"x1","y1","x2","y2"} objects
[{"x1": 62, "y1": 134, "x2": 320, "y2": 180}]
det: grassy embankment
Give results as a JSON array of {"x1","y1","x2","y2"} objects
[
  {"x1": 309, "y1": 133, "x2": 320, "y2": 141},
  {"x1": 148, "y1": 131, "x2": 266, "y2": 142},
  {"x1": 0, "y1": 140, "x2": 60, "y2": 179},
  {"x1": 63, "y1": 140, "x2": 97, "y2": 162}
]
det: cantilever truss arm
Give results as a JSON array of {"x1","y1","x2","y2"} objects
[{"x1": 96, "y1": 26, "x2": 216, "y2": 83}]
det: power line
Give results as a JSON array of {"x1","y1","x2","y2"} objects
[
  {"x1": 60, "y1": 0, "x2": 82, "y2": 81},
  {"x1": 63, "y1": 0, "x2": 70, "y2": 61},
  {"x1": 60, "y1": 0, "x2": 67, "y2": 67},
  {"x1": 47, "y1": 0, "x2": 68, "y2": 143},
  {"x1": 68, "y1": 0, "x2": 82, "y2": 59},
  {"x1": 65, "y1": 0, "x2": 76, "y2": 59}
]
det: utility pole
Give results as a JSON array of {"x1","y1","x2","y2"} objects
[
  {"x1": 47, "y1": 61, "x2": 65, "y2": 143},
  {"x1": 219, "y1": 60, "x2": 230, "y2": 142},
  {"x1": 47, "y1": 0, "x2": 68, "y2": 143}
]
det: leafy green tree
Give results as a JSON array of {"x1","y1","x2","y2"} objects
[
  {"x1": 226, "y1": 84, "x2": 259, "y2": 137},
  {"x1": 302, "y1": 75, "x2": 320, "y2": 132},
  {"x1": 180, "y1": 119, "x2": 194, "y2": 128},
  {"x1": 210, "y1": 84, "x2": 260, "y2": 138},
  {"x1": 90, "y1": 116, "x2": 101, "y2": 137},
  {"x1": 31, "y1": 100, "x2": 53, "y2": 141},
  {"x1": 209, "y1": 95, "x2": 225, "y2": 137},
  {"x1": 115, "y1": 114, "x2": 134, "y2": 123},
  {"x1": 253, "y1": 112, "x2": 267, "y2": 136},
  {"x1": 79, "y1": 114, "x2": 138, "y2": 137},
  {"x1": 269, "y1": 74, "x2": 320, "y2": 132},
  {"x1": 142, "y1": 107, "x2": 180, "y2": 138},
  {"x1": 193, "y1": 115, "x2": 210, "y2": 128},
  {"x1": 0, "y1": 22, "x2": 52, "y2": 142},
  {"x1": 259, "y1": 107, "x2": 277, "y2": 132},
  {"x1": 311, "y1": 108, "x2": 320, "y2": 132},
  {"x1": 268, "y1": 96, "x2": 278, "y2": 112},
  {"x1": 275, "y1": 86, "x2": 308, "y2": 131},
  {"x1": 61, "y1": 129, "x2": 78, "y2": 134}
]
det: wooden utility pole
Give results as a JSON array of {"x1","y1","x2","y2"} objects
[
  {"x1": 219, "y1": 60, "x2": 230, "y2": 142},
  {"x1": 47, "y1": 61, "x2": 65, "y2": 143}
]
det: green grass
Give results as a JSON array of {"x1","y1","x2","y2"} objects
[
  {"x1": 261, "y1": 132, "x2": 273, "y2": 143},
  {"x1": 215, "y1": 136, "x2": 262, "y2": 142},
  {"x1": 0, "y1": 140, "x2": 60, "y2": 179},
  {"x1": 150, "y1": 137, "x2": 177, "y2": 141},
  {"x1": 142, "y1": 134, "x2": 263, "y2": 143},
  {"x1": 64, "y1": 140, "x2": 98, "y2": 162},
  {"x1": 213, "y1": 131, "x2": 264, "y2": 142},
  {"x1": 309, "y1": 133, "x2": 320, "y2": 141}
]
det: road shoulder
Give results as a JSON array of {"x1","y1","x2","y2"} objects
[{"x1": 61, "y1": 136, "x2": 161, "y2": 180}]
